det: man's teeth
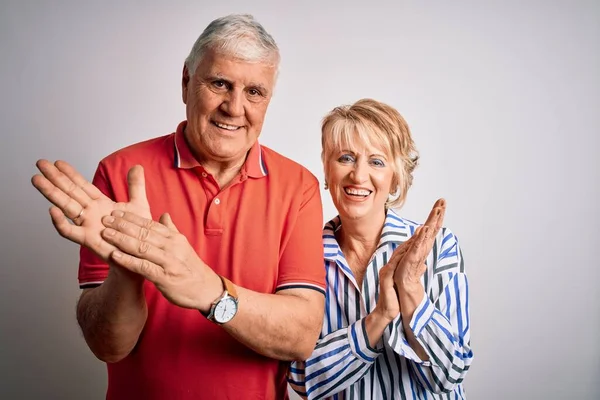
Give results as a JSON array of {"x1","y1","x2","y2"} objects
[
  {"x1": 214, "y1": 122, "x2": 240, "y2": 131},
  {"x1": 345, "y1": 188, "x2": 370, "y2": 196}
]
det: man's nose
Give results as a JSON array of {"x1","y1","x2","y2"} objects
[{"x1": 220, "y1": 90, "x2": 244, "y2": 117}]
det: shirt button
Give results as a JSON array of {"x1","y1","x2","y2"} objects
[
  {"x1": 214, "y1": 198, "x2": 220, "y2": 205},
  {"x1": 201, "y1": 172, "x2": 207, "y2": 178}
]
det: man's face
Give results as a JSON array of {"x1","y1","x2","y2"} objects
[{"x1": 182, "y1": 50, "x2": 276, "y2": 166}]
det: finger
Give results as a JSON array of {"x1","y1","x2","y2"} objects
[
  {"x1": 379, "y1": 263, "x2": 396, "y2": 283},
  {"x1": 422, "y1": 205, "x2": 442, "y2": 230},
  {"x1": 49, "y1": 206, "x2": 85, "y2": 243},
  {"x1": 422, "y1": 204, "x2": 446, "y2": 260},
  {"x1": 433, "y1": 203, "x2": 446, "y2": 233},
  {"x1": 102, "y1": 215, "x2": 167, "y2": 250},
  {"x1": 388, "y1": 227, "x2": 420, "y2": 265},
  {"x1": 54, "y1": 160, "x2": 106, "y2": 201},
  {"x1": 111, "y1": 210, "x2": 171, "y2": 237},
  {"x1": 36, "y1": 160, "x2": 92, "y2": 209},
  {"x1": 415, "y1": 226, "x2": 438, "y2": 265},
  {"x1": 433, "y1": 198, "x2": 446, "y2": 209},
  {"x1": 111, "y1": 250, "x2": 163, "y2": 282},
  {"x1": 159, "y1": 213, "x2": 179, "y2": 233},
  {"x1": 51, "y1": 206, "x2": 117, "y2": 260},
  {"x1": 405, "y1": 226, "x2": 430, "y2": 264},
  {"x1": 102, "y1": 227, "x2": 167, "y2": 266},
  {"x1": 32, "y1": 172, "x2": 83, "y2": 220},
  {"x1": 127, "y1": 165, "x2": 148, "y2": 205}
]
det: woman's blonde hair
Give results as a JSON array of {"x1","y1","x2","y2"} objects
[{"x1": 321, "y1": 98, "x2": 419, "y2": 209}]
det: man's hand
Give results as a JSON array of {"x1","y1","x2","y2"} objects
[
  {"x1": 31, "y1": 160, "x2": 151, "y2": 262},
  {"x1": 100, "y1": 211, "x2": 222, "y2": 311}
]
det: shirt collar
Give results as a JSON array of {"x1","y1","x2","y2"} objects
[
  {"x1": 323, "y1": 208, "x2": 412, "y2": 262},
  {"x1": 173, "y1": 120, "x2": 268, "y2": 178}
]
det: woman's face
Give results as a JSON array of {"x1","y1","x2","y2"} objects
[{"x1": 326, "y1": 141, "x2": 395, "y2": 222}]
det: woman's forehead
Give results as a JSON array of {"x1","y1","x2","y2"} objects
[{"x1": 333, "y1": 136, "x2": 389, "y2": 156}]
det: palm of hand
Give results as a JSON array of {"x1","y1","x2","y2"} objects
[
  {"x1": 32, "y1": 160, "x2": 151, "y2": 262},
  {"x1": 392, "y1": 199, "x2": 446, "y2": 287},
  {"x1": 81, "y1": 195, "x2": 151, "y2": 261},
  {"x1": 375, "y1": 260, "x2": 402, "y2": 322}
]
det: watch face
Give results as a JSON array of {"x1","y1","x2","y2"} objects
[{"x1": 214, "y1": 297, "x2": 238, "y2": 324}]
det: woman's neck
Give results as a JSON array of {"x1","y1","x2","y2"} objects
[{"x1": 337, "y1": 209, "x2": 387, "y2": 281}]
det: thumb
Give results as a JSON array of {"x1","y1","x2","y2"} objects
[
  {"x1": 127, "y1": 165, "x2": 148, "y2": 206},
  {"x1": 159, "y1": 212, "x2": 180, "y2": 233},
  {"x1": 379, "y1": 263, "x2": 396, "y2": 284}
]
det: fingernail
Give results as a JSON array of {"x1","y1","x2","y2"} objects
[
  {"x1": 112, "y1": 250, "x2": 122, "y2": 259},
  {"x1": 104, "y1": 216, "x2": 115, "y2": 224},
  {"x1": 103, "y1": 228, "x2": 115, "y2": 237},
  {"x1": 113, "y1": 210, "x2": 124, "y2": 217}
]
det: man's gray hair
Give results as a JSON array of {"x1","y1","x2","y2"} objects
[{"x1": 185, "y1": 14, "x2": 280, "y2": 75}]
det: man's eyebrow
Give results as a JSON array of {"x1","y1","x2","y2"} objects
[
  {"x1": 205, "y1": 74, "x2": 232, "y2": 83},
  {"x1": 247, "y1": 82, "x2": 269, "y2": 95},
  {"x1": 203, "y1": 75, "x2": 270, "y2": 95}
]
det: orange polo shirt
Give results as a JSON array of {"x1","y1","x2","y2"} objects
[{"x1": 79, "y1": 121, "x2": 326, "y2": 400}]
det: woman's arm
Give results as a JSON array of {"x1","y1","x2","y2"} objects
[
  {"x1": 390, "y1": 229, "x2": 473, "y2": 394},
  {"x1": 288, "y1": 263, "x2": 399, "y2": 399}
]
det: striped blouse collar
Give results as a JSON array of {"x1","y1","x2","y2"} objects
[{"x1": 323, "y1": 208, "x2": 414, "y2": 262}]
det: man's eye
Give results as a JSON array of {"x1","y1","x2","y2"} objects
[
  {"x1": 213, "y1": 81, "x2": 227, "y2": 89},
  {"x1": 248, "y1": 88, "x2": 261, "y2": 96}
]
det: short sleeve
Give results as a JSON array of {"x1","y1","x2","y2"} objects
[
  {"x1": 77, "y1": 162, "x2": 114, "y2": 288},
  {"x1": 275, "y1": 172, "x2": 326, "y2": 296}
]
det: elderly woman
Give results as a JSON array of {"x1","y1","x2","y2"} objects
[{"x1": 288, "y1": 99, "x2": 473, "y2": 399}]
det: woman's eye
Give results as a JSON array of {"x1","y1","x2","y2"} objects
[
  {"x1": 338, "y1": 154, "x2": 354, "y2": 163},
  {"x1": 371, "y1": 159, "x2": 385, "y2": 167}
]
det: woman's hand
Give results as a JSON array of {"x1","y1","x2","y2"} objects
[
  {"x1": 393, "y1": 199, "x2": 446, "y2": 289},
  {"x1": 373, "y1": 262, "x2": 401, "y2": 322}
]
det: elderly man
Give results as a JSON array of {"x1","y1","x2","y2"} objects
[{"x1": 32, "y1": 14, "x2": 325, "y2": 399}]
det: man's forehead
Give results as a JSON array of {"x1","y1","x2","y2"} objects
[{"x1": 199, "y1": 52, "x2": 276, "y2": 85}]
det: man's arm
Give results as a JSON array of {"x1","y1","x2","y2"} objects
[
  {"x1": 77, "y1": 266, "x2": 147, "y2": 363},
  {"x1": 100, "y1": 176, "x2": 326, "y2": 361},
  {"x1": 222, "y1": 287, "x2": 323, "y2": 361},
  {"x1": 31, "y1": 160, "x2": 153, "y2": 361}
]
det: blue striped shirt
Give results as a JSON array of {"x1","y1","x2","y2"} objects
[{"x1": 288, "y1": 208, "x2": 473, "y2": 399}]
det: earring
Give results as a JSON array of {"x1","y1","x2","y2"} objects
[
  {"x1": 324, "y1": 181, "x2": 329, "y2": 190},
  {"x1": 388, "y1": 190, "x2": 399, "y2": 203}
]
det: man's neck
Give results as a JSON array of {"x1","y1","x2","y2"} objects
[{"x1": 201, "y1": 157, "x2": 247, "y2": 188}]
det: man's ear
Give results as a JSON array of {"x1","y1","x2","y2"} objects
[{"x1": 182, "y1": 64, "x2": 190, "y2": 104}]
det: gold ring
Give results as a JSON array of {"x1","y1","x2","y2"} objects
[{"x1": 73, "y1": 208, "x2": 84, "y2": 223}]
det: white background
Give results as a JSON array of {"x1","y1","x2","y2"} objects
[{"x1": 1, "y1": 1, "x2": 598, "y2": 399}]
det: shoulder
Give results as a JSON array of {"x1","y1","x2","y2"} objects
[
  {"x1": 261, "y1": 144, "x2": 319, "y2": 187},
  {"x1": 431, "y1": 227, "x2": 464, "y2": 275},
  {"x1": 99, "y1": 134, "x2": 173, "y2": 170}
]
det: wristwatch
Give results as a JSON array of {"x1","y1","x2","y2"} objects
[{"x1": 204, "y1": 275, "x2": 239, "y2": 324}]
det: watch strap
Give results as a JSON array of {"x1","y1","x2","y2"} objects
[
  {"x1": 220, "y1": 275, "x2": 238, "y2": 299},
  {"x1": 201, "y1": 275, "x2": 238, "y2": 319}
]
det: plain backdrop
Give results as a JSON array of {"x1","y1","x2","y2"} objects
[{"x1": 1, "y1": 1, "x2": 598, "y2": 399}]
